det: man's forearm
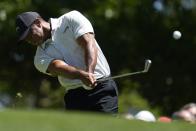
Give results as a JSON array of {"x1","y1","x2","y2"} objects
[
  {"x1": 47, "y1": 59, "x2": 84, "y2": 79},
  {"x1": 77, "y1": 33, "x2": 98, "y2": 73},
  {"x1": 47, "y1": 59, "x2": 96, "y2": 86},
  {"x1": 84, "y1": 38, "x2": 97, "y2": 73}
]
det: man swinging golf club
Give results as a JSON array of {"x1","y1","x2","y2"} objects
[{"x1": 15, "y1": 10, "x2": 118, "y2": 113}]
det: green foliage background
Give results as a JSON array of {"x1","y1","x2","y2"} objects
[{"x1": 0, "y1": 0, "x2": 196, "y2": 115}]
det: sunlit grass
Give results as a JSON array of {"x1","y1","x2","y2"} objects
[{"x1": 0, "y1": 109, "x2": 195, "y2": 131}]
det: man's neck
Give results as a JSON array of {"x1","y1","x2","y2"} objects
[{"x1": 43, "y1": 21, "x2": 52, "y2": 41}]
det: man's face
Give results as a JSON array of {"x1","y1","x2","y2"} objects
[{"x1": 25, "y1": 21, "x2": 44, "y2": 46}]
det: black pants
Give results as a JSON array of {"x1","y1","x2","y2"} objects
[{"x1": 64, "y1": 79, "x2": 118, "y2": 114}]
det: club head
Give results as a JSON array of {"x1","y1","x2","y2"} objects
[{"x1": 143, "y1": 59, "x2": 152, "y2": 73}]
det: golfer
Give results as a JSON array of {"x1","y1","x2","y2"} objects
[{"x1": 16, "y1": 11, "x2": 118, "y2": 113}]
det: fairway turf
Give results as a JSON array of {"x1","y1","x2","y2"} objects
[{"x1": 0, "y1": 109, "x2": 195, "y2": 131}]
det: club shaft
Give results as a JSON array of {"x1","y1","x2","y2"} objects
[
  {"x1": 68, "y1": 70, "x2": 146, "y2": 88},
  {"x1": 98, "y1": 70, "x2": 145, "y2": 82}
]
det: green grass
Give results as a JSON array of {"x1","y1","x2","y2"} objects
[{"x1": 0, "y1": 109, "x2": 195, "y2": 131}]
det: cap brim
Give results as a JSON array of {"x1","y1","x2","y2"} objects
[{"x1": 17, "y1": 27, "x2": 30, "y2": 43}]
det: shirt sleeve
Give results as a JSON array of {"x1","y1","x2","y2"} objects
[
  {"x1": 68, "y1": 10, "x2": 94, "y2": 39},
  {"x1": 34, "y1": 47, "x2": 55, "y2": 76}
]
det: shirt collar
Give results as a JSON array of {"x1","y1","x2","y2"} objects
[
  {"x1": 50, "y1": 18, "x2": 59, "y2": 41},
  {"x1": 49, "y1": 18, "x2": 59, "y2": 31}
]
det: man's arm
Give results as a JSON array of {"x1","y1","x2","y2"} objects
[
  {"x1": 77, "y1": 33, "x2": 98, "y2": 73},
  {"x1": 47, "y1": 59, "x2": 96, "y2": 87}
]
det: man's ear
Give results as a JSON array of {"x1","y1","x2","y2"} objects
[{"x1": 34, "y1": 19, "x2": 42, "y2": 27}]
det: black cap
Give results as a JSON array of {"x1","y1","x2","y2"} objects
[{"x1": 16, "y1": 12, "x2": 40, "y2": 42}]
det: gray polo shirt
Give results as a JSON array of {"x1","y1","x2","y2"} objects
[{"x1": 34, "y1": 10, "x2": 110, "y2": 90}]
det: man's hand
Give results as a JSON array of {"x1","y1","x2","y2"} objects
[{"x1": 79, "y1": 71, "x2": 97, "y2": 88}]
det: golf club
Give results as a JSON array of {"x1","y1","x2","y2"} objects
[
  {"x1": 97, "y1": 59, "x2": 151, "y2": 82},
  {"x1": 66, "y1": 59, "x2": 152, "y2": 89}
]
